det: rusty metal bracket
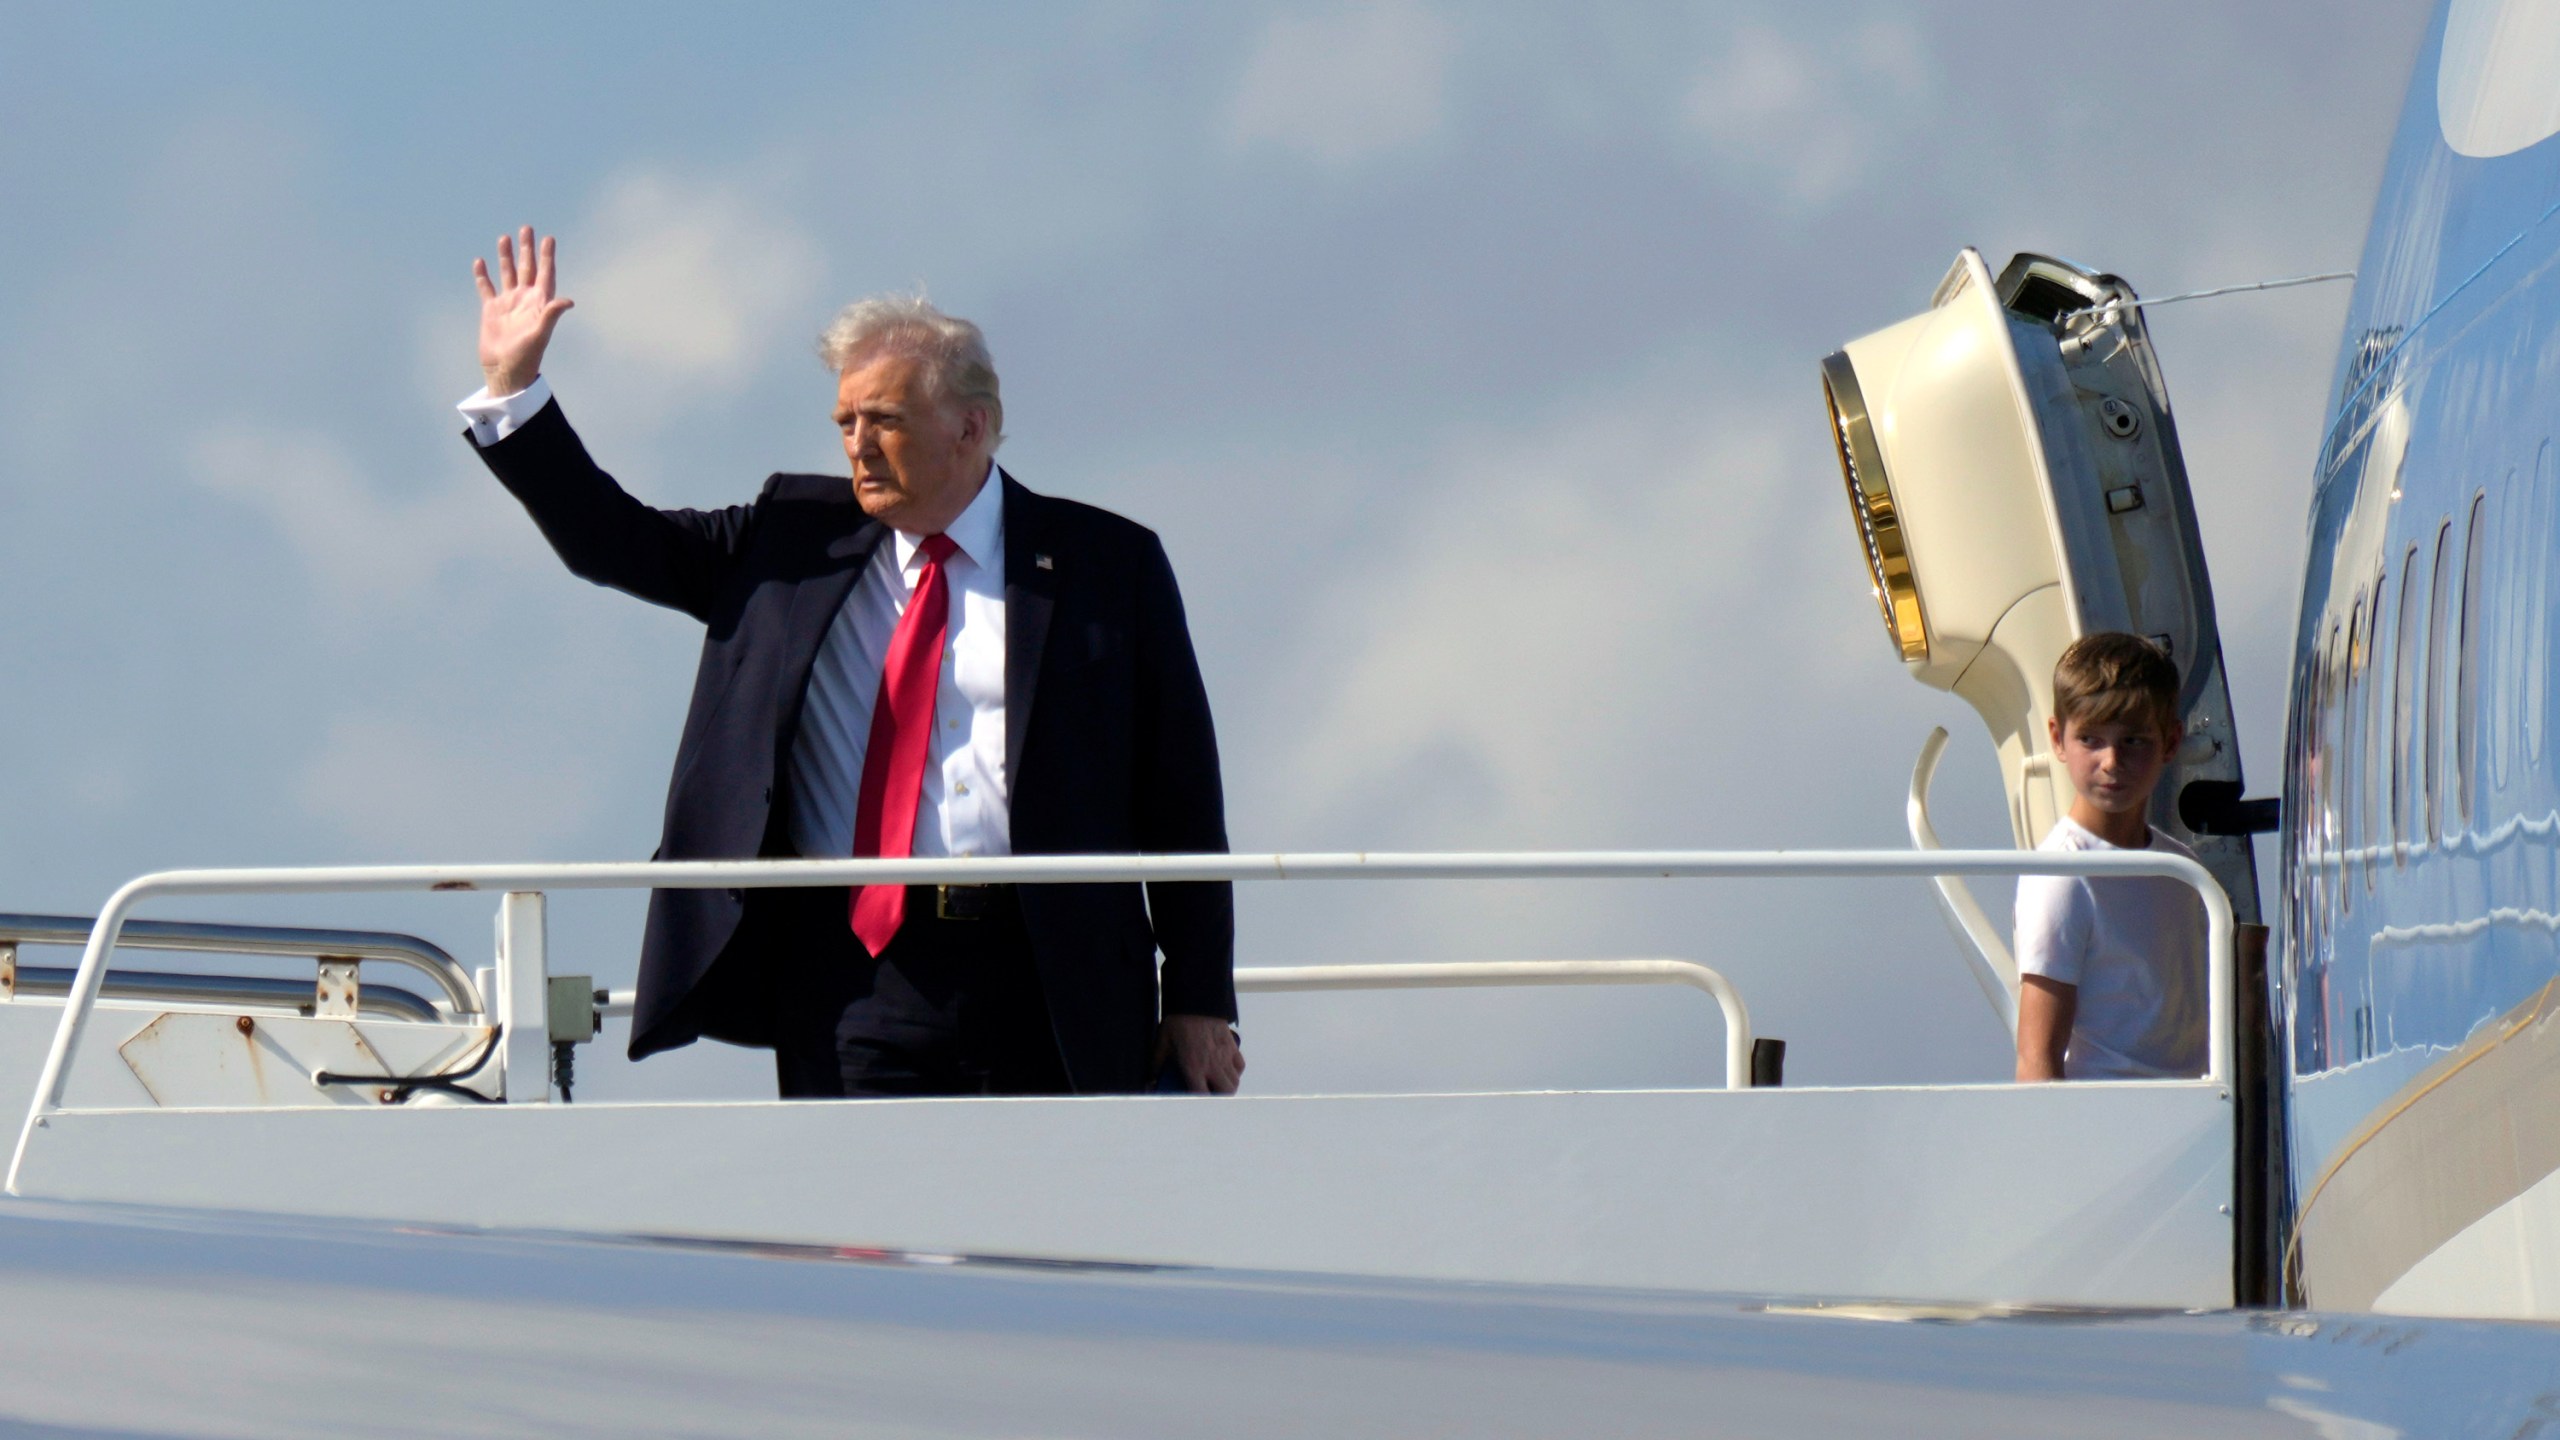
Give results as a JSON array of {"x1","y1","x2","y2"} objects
[{"x1": 314, "y1": 958, "x2": 360, "y2": 1019}]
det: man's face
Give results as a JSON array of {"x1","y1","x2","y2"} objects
[
  {"x1": 2050, "y1": 710, "x2": 2179, "y2": 816},
  {"x1": 834, "y1": 349, "x2": 989, "y2": 533}
]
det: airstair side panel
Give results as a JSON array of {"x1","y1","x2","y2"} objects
[{"x1": 12, "y1": 1083, "x2": 2234, "y2": 1309}]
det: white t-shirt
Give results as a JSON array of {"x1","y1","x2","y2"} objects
[{"x1": 2013, "y1": 817, "x2": 2208, "y2": 1079}]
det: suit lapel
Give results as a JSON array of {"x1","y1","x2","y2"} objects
[
  {"x1": 773, "y1": 507, "x2": 891, "y2": 748},
  {"x1": 1002, "y1": 472, "x2": 1055, "y2": 797}
]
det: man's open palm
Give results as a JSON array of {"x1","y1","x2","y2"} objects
[{"x1": 474, "y1": 225, "x2": 573, "y2": 397}]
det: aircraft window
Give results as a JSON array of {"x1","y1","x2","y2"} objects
[
  {"x1": 2322, "y1": 626, "x2": 2342, "y2": 834},
  {"x1": 2302, "y1": 637, "x2": 2331, "y2": 954},
  {"x1": 2458, "y1": 490, "x2": 2487, "y2": 826},
  {"x1": 2341, "y1": 596, "x2": 2362, "y2": 913},
  {"x1": 2307, "y1": 639, "x2": 2330, "y2": 940},
  {"x1": 2392, "y1": 541, "x2": 2424, "y2": 863},
  {"x1": 2424, "y1": 517, "x2": 2455, "y2": 843},
  {"x1": 2321, "y1": 624, "x2": 2345, "y2": 938},
  {"x1": 2365, "y1": 574, "x2": 2387, "y2": 892},
  {"x1": 2492, "y1": 468, "x2": 2522, "y2": 792},
  {"x1": 2304, "y1": 653, "x2": 2324, "y2": 953},
  {"x1": 2529, "y1": 440, "x2": 2556, "y2": 765}
]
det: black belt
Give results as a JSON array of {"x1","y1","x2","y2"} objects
[{"x1": 925, "y1": 883, "x2": 1017, "y2": 922}]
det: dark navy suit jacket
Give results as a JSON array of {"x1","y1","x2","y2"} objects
[{"x1": 472, "y1": 400, "x2": 1235, "y2": 1092}]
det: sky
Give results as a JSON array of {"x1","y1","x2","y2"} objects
[{"x1": 0, "y1": 2, "x2": 2435, "y2": 1100}]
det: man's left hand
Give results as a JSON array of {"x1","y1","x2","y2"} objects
[{"x1": 1155, "y1": 1014, "x2": 1244, "y2": 1094}]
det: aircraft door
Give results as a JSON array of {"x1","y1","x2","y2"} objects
[{"x1": 1820, "y1": 249, "x2": 2264, "y2": 1023}]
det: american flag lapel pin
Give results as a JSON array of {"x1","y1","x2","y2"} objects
[{"x1": 1035, "y1": 554, "x2": 1054, "y2": 570}]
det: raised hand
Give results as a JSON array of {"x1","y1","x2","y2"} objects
[{"x1": 474, "y1": 226, "x2": 575, "y2": 397}]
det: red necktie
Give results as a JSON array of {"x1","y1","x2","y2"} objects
[{"x1": 850, "y1": 533, "x2": 958, "y2": 955}]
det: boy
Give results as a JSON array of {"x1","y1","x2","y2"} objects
[{"x1": 2013, "y1": 632, "x2": 2208, "y2": 1082}]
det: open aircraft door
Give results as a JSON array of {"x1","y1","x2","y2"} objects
[{"x1": 1821, "y1": 249, "x2": 2263, "y2": 1030}]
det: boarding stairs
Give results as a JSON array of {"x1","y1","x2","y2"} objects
[{"x1": 0, "y1": 845, "x2": 2267, "y2": 1313}]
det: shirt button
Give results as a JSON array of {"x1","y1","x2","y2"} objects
[{"x1": 955, "y1": 782, "x2": 970, "y2": 796}]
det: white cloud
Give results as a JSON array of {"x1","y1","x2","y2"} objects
[
  {"x1": 198, "y1": 164, "x2": 826, "y2": 607},
  {"x1": 1229, "y1": 0, "x2": 1456, "y2": 164},
  {"x1": 1680, "y1": 17, "x2": 1935, "y2": 205},
  {"x1": 295, "y1": 714, "x2": 598, "y2": 858},
  {"x1": 187, "y1": 425, "x2": 512, "y2": 602},
  {"x1": 570, "y1": 168, "x2": 821, "y2": 410},
  {"x1": 1265, "y1": 364, "x2": 1809, "y2": 843}
]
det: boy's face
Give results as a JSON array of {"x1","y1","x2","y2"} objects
[{"x1": 2048, "y1": 710, "x2": 2180, "y2": 816}]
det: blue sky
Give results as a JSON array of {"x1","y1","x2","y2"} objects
[{"x1": 0, "y1": 2, "x2": 2431, "y2": 1098}]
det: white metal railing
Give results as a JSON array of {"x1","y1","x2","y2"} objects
[
  {"x1": 1236, "y1": 960, "x2": 1753, "y2": 1089},
  {"x1": 344, "y1": 960, "x2": 1756, "y2": 1086},
  {"x1": 2, "y1": 961, "x2": 443, "y2": 1024},
  {"x1": 0, "y1": 913, "x2": 479, "y2": 1014},
  {"x1": 4, "y1": 849, "x2": 2235, "y2": 1195}
]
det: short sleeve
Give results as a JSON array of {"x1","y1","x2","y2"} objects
[{"x1": 2015, "y1": 874, "x2": 2093, "y2": 986}]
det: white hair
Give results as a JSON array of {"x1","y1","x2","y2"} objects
[{"x1": 817, "y1": 292, "x2": 1004, "y2": 446}]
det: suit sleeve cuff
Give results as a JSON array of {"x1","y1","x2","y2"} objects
[
  {"x1": 1160, "y1": 963, "x2": 1239, "y2": 1023},
  {"x1": 457, "y1": 376, "x2": 555, "y2": 447}
]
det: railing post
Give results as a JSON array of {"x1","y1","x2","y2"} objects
[
  {"x1": 2232, "y1": 922, "x2": 2286, "y2": 1305},
  {"x1": 495, "y1": 892, "x2": 550, "y2": 1103}
]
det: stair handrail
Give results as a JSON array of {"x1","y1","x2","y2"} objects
[{"x1": 6, "y1": 848, "x2": 2235, "y2": 1196}]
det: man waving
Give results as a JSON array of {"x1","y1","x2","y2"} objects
[{"x1": 461, "y1": 227, "x2": 1243, "y2": 1097}]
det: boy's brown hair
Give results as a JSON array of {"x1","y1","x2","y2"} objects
[{"x1": 2053, "y1": 632, "x2": 2180, "y2": 734}]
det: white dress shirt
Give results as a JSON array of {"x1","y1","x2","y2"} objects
[
  {"x1": 459, "y1": 379, "x2": 1012, "y2": 862},
  {"x1": 457, "y1": 376, "x2": 555, "y2": 444},
  {"x1": 786, "y1": 464, "x2": 1009, "y2": 861}
]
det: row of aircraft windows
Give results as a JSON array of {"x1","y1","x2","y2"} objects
[{"x1": 2291, "y1": 440, "x2": 2560, "y2": 958}]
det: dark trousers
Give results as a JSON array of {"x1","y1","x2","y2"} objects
[{"x1": 754, "y1": 885, "x2": 1069, "y2": 1099}]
